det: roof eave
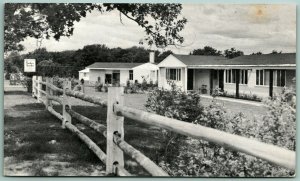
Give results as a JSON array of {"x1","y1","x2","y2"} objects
[{"x1": 187, "y1": 64, "x2": 296, "y2": 69}]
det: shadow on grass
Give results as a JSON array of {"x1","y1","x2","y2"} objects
[
  {"x1": 5, "y1": 102, "x2": 166, "y2": 176},
  {"x1": 11, "y1": 103, "x2": 45, "y2": 111},
  {"x1": 4, "y1": 90, "x2": 30, "y2": 95}
]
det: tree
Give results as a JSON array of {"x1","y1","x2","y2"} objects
[
  {"x1": 270, "y1": 50, "x2": 282, "y2": 54},
  {"x1": 4, "y1": 3, "x2": 187, "y2": 53},
  {"x1": 4, "y1": 52, "x2": 24, "y2": 73},
  {"x1": 224, "y1": 48, "x2": 244, "y2": 59},
  {"x1": 251, "y1": 52, "x2": 262, "y2": 55},
  {"x1": 190, "y1": 46, "x2": 222, "y2": 56},
  {"x1": 24, "y1": 48, "x2": 53, "y2": 63}
]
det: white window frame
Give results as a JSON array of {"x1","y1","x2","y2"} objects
[
  {"x1": 129, "y1": 70, "x2": 133, "y2": 80},
  {"x1": 256, "y1": 69, "x2": 265, "y2": 86},
  {"x1": 256, "y1": 69, "x2": 286, "y2": 87},
  {"x1": 225, "y1": 69, "x2": 236, "y2": 84},
  {"x1": 166, "y1": 68, "x2": 181, "y2": 81},
  {"x1": 239, "y1": 70, "x2": 248, "y2": 85},
  {"x1": 273, "y1": 70, "x2": 286, "y2": 87}
]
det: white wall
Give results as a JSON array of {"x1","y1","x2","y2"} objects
[
  {"x1": 89, "y1": 69, "x2": 105, "y2": 84},
  {"x1": 89, "y1": 69, "x2": 130, "y2": 86},
  {"x1": 158, "y1": 67, "x2": 165, "y2": 88},
  {"x1": 158, "y1": 67, "x2": 185, "y2": 91},
  {"x1": 158, "y1": 55, "x2": 186, "y2": 67},
  {"x1": 79, "y1": 72, "x2": 89, "y2": 81},
  {"x1": 133, "y1": 69, "x2": 158, "y2": 83},
  {"x1": 120, "y1": 70, "x2": 129, "y2": 86}
]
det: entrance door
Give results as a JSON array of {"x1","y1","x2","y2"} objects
[
  {"x1": 218, "y1": 70, "x2": 224, "y2": 91},
  {"x1": 105, "y1": 74, "x2": 112, "y2": 84},
  {"x1": 187, "y1": 69, "x2": 194, "y2": 90}
]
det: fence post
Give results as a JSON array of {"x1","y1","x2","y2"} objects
[
  {"x1": 49, "y1": 77, "x2": 53, "y2": 107},
  {"x1": 62, "y1": 79, "x2": 72, "y2": 128},
  {"x1": 106, "y1": 87, "x2": 125, "y2": 175},
  {"x1": 37, "y1": 76, "x2": 42, "y2": 103},
  {"x1": 32, "y1": 76, "x2": 36, "y2": 97},
  {"x1": 45, "y1": 77, "x2": 50, "y2": 109}
]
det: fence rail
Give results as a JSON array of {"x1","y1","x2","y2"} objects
[{"x1": 31, "y1": 76, "x2": 296, "y2": 176}]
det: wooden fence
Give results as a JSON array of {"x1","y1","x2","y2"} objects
[{"x1": 31, "y1": 75, "x2": 296, "y2": 176}]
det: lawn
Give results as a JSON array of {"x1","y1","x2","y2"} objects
[
  {"x1": 83, "y1": 86, "x2": 267, "y2": 120},
  {"x1": 4, "y1": 86, "x2": 268, "y2": 176},
  {"x1": 4, "y1": 90, "x2": 165, "y2": 176}
]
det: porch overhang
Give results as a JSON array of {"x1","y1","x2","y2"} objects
[{"x1": 187, "y1": 64, "x2": 296, "y2": 70}]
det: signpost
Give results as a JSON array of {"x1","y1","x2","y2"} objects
[{"x1": 24, "y1": 59, "x2": 36, "y2": 72}]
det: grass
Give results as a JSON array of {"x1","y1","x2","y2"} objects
[{"x1": 4, "y1": 90, "x2": 166, "y2": 176}]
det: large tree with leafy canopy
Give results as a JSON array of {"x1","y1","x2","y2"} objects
[
  {"x1": 224, "y1": 47, "x2": 244, "y2": 59},
  {"x1": 190, "y1": 46, "x2": 222, "y2": 56},
  {"x1": 4, "y1": 3, "x2": 187, "y2": 53}
]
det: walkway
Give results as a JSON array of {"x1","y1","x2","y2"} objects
[{"x1": 200, "y1": 95, "x2": 264, "y2": 107}]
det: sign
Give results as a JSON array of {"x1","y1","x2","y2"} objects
[{"x1": 24, "y1": 59, "x2": 36, "y2": 72}]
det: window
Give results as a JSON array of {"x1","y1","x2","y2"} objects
[
  {"x1": 166, "y1": 68, "x2": 181, "y2": 81},
  {"x1": 240, "y1": 70, "x2": 248, "y2": 84},
  {"x1": 256, "y1": 70, "x2": 264, "y2": 85},
  {"x1": 256, "y1": 70, "x2": 286, "y2": 86},
  {"x1": 83, "y1": 73, "x2": 86, "y2": 77},
  {"x1": 225, "y1": 69, "x2": 236, "y2": 83},
  {"x1": 129, "y1": 70, "x2": 133, "y2": 80},
  {"x1": 225, "y1": 69, "x2": 248, "y2": 84},
  {"x1": 274, "y1": 70, "x2": 286, "y2": 87}
]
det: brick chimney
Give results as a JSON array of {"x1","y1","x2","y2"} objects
[{"x1": 149, "y1": 51, "x2": 155, "y2": 64}]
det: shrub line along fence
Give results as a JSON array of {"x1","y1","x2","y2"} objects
[{"x1": 31, "y1": 76, "x2": 296, "y2": 176}]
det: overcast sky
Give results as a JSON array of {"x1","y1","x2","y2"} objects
[{"x1": 20, "y1": 4, "x2": 296, "y2": 55}]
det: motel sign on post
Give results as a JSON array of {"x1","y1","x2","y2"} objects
[{"x1": 24, "y1": 59, "x2": 36, "y2": 72}]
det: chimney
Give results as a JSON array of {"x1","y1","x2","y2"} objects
[{"x1": 149, "y1": 51, "x2": 155, "y2": 64}]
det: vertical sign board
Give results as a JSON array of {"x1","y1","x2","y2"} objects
[{"x1": 24, "y1": 59, "x2": 36, "y2": 72}]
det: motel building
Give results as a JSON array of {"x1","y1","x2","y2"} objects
[
  {"x1": 81, "y1": 52, "x2": 158, "y2": 86},
  {"x1": 157, "y1": 53, "x2": 296, "y2": 98}
]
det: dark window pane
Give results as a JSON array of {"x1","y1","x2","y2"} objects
[
  {"x1": 129, "y1": 70, "x2": 133, "y2": 80},
  {"x1": 245, "y1": 70, "x2": 248, "y2": 84},
  {"x1": 241, "y1": 70, "x2": 244, "y2": 84},
  {"x1": 281, "y1": 70, "x2": 285, "y2": 86},
  {"x1": 232, "y1": 70, "x2": 236, "y2": 83},
  {"x1": 260, "y1": 70, "x2": 264, "y2": 85},
  {"x1": 256, "y1": 70, "x2": 259, "y2": 85},
  {"x1": 229, "y1": 70, "x2": 231, "y2": 83},
  {"x1": 226, "y1": 70, "x2": 228, "y2": 83},
  {"x1": 277, "y1": 70, "x2": 281, "y2": 86}
]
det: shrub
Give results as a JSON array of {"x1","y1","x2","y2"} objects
[
  {"x1": 5, "y1": 73, "x2": 10, "y2": 80},
  {"x1": 141, "y1": 78, "x2": 148, "y2": 91},
  {"x1": 147, "y1": 84, "x2": 295, "y2": 177},
  {"x1": 52, "y1": 76, "x2": 63, "y2": 96},
  {"x1": 220, "y1": 91, "x2": 262, "y2": 102},
  {"x1": 145, "y1": 83, "x2": 203, "y2": 162},
  {"x1": 71, "y1": 79, "x2": 79, "y2": 90},
  {"x1": 21, "y1": 77, "x2": 33, "y2": 93},
  {"x1": 95, "y1": 82, "x2": 103, "y2": 92},
  {"x1": 259, "y1": 87, "x2": 296, "y2": 150}
]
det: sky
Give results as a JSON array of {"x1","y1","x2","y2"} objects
[{"x1": 20, "y1": 4, "x2": 296, "y2": 55}]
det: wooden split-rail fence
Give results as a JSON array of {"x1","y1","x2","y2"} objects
[{"x1": 31, "y1": 75, "x2": 296, "y2": 176}]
